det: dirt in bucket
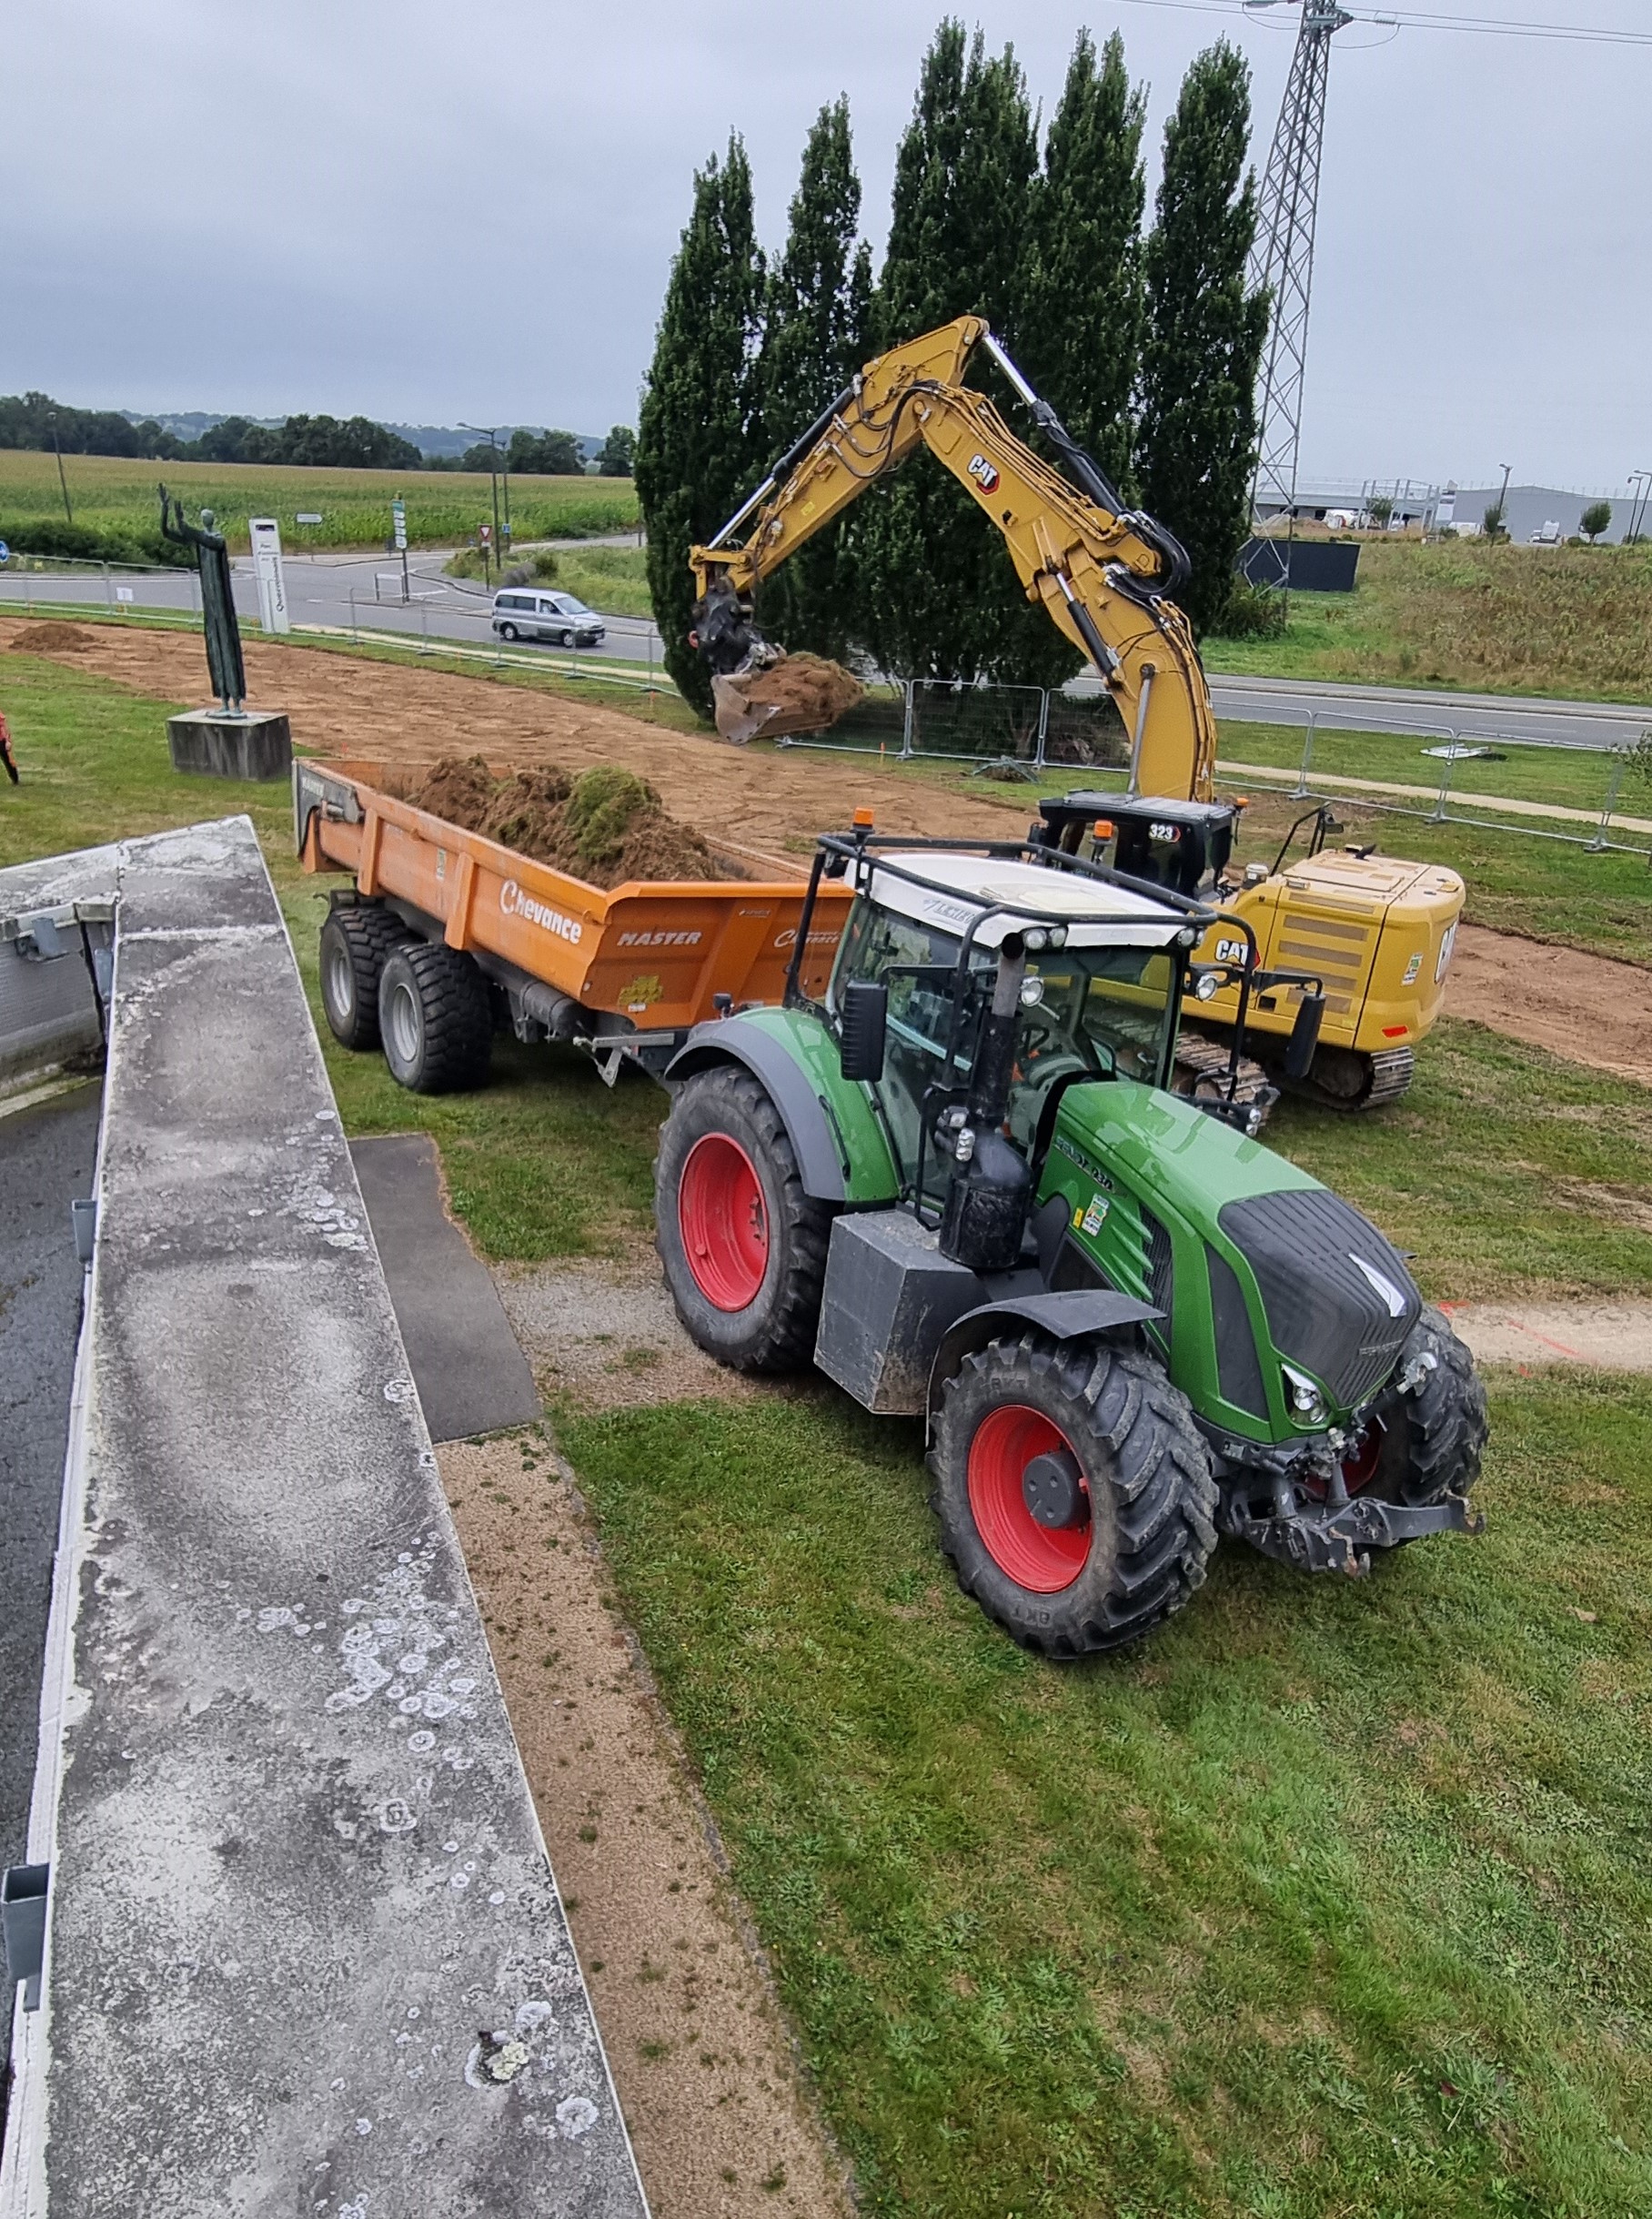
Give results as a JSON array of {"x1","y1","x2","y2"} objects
[
  {"x1": 391, "y1": 756, "x2": 740, "y2": 890},
  {"x1": 712, "y1": 651, "x2": 864, "y2": 743},
  {"x1": 9, "y1": 621, "x2": 96, "y2": 654}
]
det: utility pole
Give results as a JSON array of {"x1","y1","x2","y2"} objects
[
  {"x1": 1627, "y1": 469, "x2": 1651, "y2": 544},
  {"x1": 1245, "y1": 1, "x2": 1354, "y2": 600},
  {"x1": 1495, "y1": 461, "x2": 1512, "y2": 540},
  {"x1": 460, "y1": 423, "x2": 505, "y2": 583},
  {"x1": 47, "y1": 409, "x2": 73, "y2": 524}
]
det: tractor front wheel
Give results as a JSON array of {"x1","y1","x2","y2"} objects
[
  {"x1": 931, "y1": 1334, "x2": 1219, "y2": 1657},
  {"x1": 656, "y1": 1065, "x2": 833, "y2": 1374},
  {"x1": 1343, "y1": 1306, "x2": 1487, "y2": 1522}
]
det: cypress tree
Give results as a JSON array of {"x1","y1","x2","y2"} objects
[
  {"x1": 1022, "y1": 30, "x2": 1146, "y2": 499},
  {"x1": 635, "y1": 136, "x2": 766, "y2": 716},
  {"x1": 1136, "y1": 42, "x2": 1270, "y2": 636},
  {"x1": 753, "y1": 97, "x2": 873, "y2": 663},
  {"x1": 855, "y1": 23, "x2": 1058, "y2": 684}
]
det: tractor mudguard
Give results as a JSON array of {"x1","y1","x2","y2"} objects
[
  {"x1": 927, "y1": 1291, "x2": 1161, "y2": 1426},
  {"x1": 666, "y1": 1019, "x2": 855, "y2": 1203}
]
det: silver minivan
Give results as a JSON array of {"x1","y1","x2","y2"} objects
[{"x1": 491, "y1": 589, "x2": 606, "y2": 648}]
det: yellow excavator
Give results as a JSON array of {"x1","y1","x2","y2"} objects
[{"x1": 689, "y1": 315, "x2": 1464, "y2": 1112}]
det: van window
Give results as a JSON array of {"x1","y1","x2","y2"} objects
[{"x1": 498, "y1": 591, "x2": 531, "y2": 610}]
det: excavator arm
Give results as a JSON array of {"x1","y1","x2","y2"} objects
[{"x1": 690, "y1": 316, "x2": 1219, "y2": 802}]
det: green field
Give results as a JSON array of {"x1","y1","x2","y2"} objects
[
  {"x1": 4, "y1": 648, "x2": 1651, "y2": 2217},
  {"x1": 1206, "y1": 539, "x2": 1652, "y2": 705},
  {"x1": 0, "y1": 447, "x2": 640, "y2": 554}
]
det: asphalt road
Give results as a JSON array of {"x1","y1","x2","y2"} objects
[
  {"x1": 0, "y1": 1083, "x2": 99, "y2": 2038},
  {"x1": 4, "y1": 556, "x2": 1648, "y2": 743}
]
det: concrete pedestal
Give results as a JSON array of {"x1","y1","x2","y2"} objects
[{"x1": 166, "y1": 706, "x2": 292, "y2": 782}]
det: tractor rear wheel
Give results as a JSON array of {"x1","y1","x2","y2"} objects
[
  {"x1": 319, "y1": 903, "x2": 409, "y2": 1051},
  {"x1": 930, "y1": 1334, "x2": 1219, "y2": 1657},
  {"x1": 656, "y1": 1065, "x2": 832, "y2": 1374},
  {"x1": 377, "y1": 942, "x2": 494, "y2": 1094},
  {"x1": 1341, "y1": 1306, "x2": 1487, "y2": 1520}
]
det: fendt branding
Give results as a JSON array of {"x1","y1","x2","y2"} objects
[
  {"x1": 499, "y1": 880, "x2": 583, "y2": 943},
  {"x1": 618, "y1": 927, "x2": 703, "y2": 949}
]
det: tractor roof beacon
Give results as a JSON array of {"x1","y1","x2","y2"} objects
[{"x1": 658, "y1": 824, "x2": 1487, "y2": 1659}]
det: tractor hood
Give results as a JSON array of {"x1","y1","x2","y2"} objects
[{"x1": 1053, "y1": 1078, "x2": 1421, "y2": 1420}]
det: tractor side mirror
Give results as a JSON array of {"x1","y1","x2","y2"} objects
[
  {"x1": 1284, "y1": 990, "x2": 1326, "y2": 1081},
  {"x1": 839, "y1": 979, "x2": 888, "y2": 1084}
]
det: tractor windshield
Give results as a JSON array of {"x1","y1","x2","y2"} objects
[{"x1": 831, "y1": 899, "x2": 1181, "y2": 1197}]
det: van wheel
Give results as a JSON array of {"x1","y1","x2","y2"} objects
[
  {"x1": 378, "y1": 943, "x2": 493, "y2": 1094},
  {"x1": 559, "y1": 630, "x2": 574, "y2": 648},
  {"x1": 499, "y1": 622, "x2": 519, "y2": 641},
  {"x1": 318, "y1": 903, "x2": 408, "y2": 1050}
]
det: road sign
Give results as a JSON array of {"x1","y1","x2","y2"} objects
[
  {"x1": 248, "y1": 517, "x2": 291, "y2": 635},
  {"x1": 296, "y1": 511, "x2": 323, "y2": 526},
  {"x1": 115, "y1": 586, "x2": 135, "y2": 603},
  {"x1": 0, "y1": 541, "x2": 9, "y2": 565},
  {"x1": 392, "y1": 499, "x2": 407, "y2": 552},
  {"x1": 479, "y1": 524, "x2": 492, "y2": 543}
]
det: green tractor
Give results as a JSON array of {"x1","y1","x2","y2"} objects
[{"x1": 658, "y1": 830, "x2": 1486, "y2": 1656}]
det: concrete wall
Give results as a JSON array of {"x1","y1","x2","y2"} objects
[{"x1": 0, "y1": 821, "x2": 648, "y2": 2219}]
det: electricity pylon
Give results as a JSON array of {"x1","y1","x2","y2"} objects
[{"x1": 1245, "y1": 1, "x2": 1354, "y2": 593}]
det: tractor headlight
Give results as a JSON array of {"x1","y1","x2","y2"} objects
[
  {"x1": 1283, "y1": 1364, "x2": 1328, "y2": 1426},
  {"x1": 1019, "y1": 975, "x2": 1045, "y2": 1007},
  {"x1": 1194, "y1": 969, "x2": 1221, "y2": 1003},
  {"x1": 1024, "y1": 927, "x2": 1049, "y2": 953},
  {"x1": 1047, "y1": 923, "x2": 1067, "y2": 948}
]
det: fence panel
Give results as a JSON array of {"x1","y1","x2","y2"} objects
[
  {"x1": 779, "y1": 683, "x2": 909, "y2": 754},
  {"x1": 1042, "y1": 691, "x2": 1130, "y2": 775},
  {"x1": 909, "y1": 681, "x2": 1045, "y2": 764}
]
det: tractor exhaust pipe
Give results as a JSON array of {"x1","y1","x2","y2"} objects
[{"x1": 938, "y1": 935, "x2": 1033, "y2": 1275}]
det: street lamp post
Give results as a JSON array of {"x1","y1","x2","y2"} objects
[
  {"x1": 1627, "y1": 469, "x2": 1652, "y2": 546},
  {"x1": 1495, "y1": 461, "x2": 1512, "y2": 541},
  {"x1": 48, "y1": 410, "x2": 73, "y2": 525},
  {"x1": 460, "y1": 423, "x2": 506, "y2": 585}
]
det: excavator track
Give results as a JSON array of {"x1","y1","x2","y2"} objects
[
  {"x1": 1172, "y1": 1028, "x2": 1275, "y2": 1123},
  {"x1": 1285, "y1": 1044, "x2": 1415, "y2": 1114}
]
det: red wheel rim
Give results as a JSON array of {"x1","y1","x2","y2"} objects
[
  {"x1": 1341, "y1": 1415, "x2": 1386, "y2": 1494},
  {"x1": 967, "y1": 1404, "x2": 1092, "y2": 1593},
  {"x1": 678, "y1": 1133, "x2": 769, "y2": 1311}
]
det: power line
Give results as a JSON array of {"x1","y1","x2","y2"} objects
[{"x1": 1118, "y1": 0, "x2": 1652, "y2": 43}]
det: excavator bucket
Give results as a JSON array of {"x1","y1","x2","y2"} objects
[{"x1": 710, "y1": 653, "x2": 865, "y2": 745}]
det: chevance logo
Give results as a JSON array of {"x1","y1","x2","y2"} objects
[{"x1": 500, "y1": 880, "x2": 582, "y2": 943}]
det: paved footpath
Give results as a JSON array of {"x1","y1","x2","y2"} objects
[{"x1": 1207, "y1": 672, "x2": 1652, "y2": 750}]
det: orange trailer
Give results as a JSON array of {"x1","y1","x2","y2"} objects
[{"x1": 295, "y1": 763, "x2": 851, "y2": 1080}]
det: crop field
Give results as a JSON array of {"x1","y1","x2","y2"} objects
[
  {"x1": 1205, "y1": 539, "x2": 1652, "y2": 704},
  {"x1": 0, "y1": 447, "x2": 640, "y2": 553},
  {"x1": 5, "y1": 647, "x2": 1650, "y2": 2217}
]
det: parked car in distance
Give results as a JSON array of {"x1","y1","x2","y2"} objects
[
  {"x1": 491, "y1": 590, "x2": 606, "y2": 647},
  {"x1": 1528, "y1": 519, "x2": 1562, "y2": 546}
]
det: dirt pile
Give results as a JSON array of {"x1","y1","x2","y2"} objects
[
  {"x1": 392, "y1": 756, "x2": 740, "y2": 890},
  {"x1": 712, "y1": 651, "x2": 863, "y2": 743},
  {"x1": 10, "y1": 621, "x2": 96, "y2": 654}
]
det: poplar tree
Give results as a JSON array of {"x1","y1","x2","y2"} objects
[
  {"x1": 753, "y1": 97, "x2": 874, "y2": 663},
  {"x1": 635, "y1": 136, "x2": 766, "y2": 716},
  {"x1": 1136, "y1": 42, "x2": 1269, "y2": 636},
  {"x1": 854, "y1": 23, "x2": 1056, "y2": 683},
  {"x1": 1022, "y1": 30, "x2": 1146, "y2": 499}
]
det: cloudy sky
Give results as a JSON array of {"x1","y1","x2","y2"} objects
[{"x1": 5, "y1": 1, "x2": 1647, "y2": 491}]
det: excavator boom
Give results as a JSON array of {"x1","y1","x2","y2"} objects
[{"x1": 690, "y1": 316, "x2": 1220, "y2": 799}]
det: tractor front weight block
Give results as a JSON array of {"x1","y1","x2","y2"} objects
[{"x1": 1220, "y1": 1488, "x2": 1485, "y2": 1579}]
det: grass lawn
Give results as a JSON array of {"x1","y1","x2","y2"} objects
[
  {"x1": 5, "y1": 646, "x2": 1652, "y2": 2214},
  {"x1": 1204, "y1": 540, "x2": 1652, "y2": 705},
  {"x1": 0, "y1": 448, "x2": 639, "y2": 555}
]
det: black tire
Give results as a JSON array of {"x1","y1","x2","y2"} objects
[
  {"x1": 318, "y1": 903, "x2": 408, "y2": 1050},
  {"x1": 930, "y1": 1334, "x2": 1219, "y2": 1658},
  {"x1": 499, "y1": 622, "x2": 519, "y2": 642},
  {"x1": 1353, "y1": 1306, "x2": 1488, "y2": 1515},
  {"x1": 656, "y1": 1065, "x2": 832, "y2": 1374},
  {"x1": 377, "y1": 942, "x2": 493, "y2": 1094},
  {"x1": 559, "y1": 630, "x2": 574, "y2": 648}
]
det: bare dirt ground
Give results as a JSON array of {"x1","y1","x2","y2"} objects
[
  {"x1": 1442, "y1": 1298, "x2": 1652, "y2": 1372},
  {"x1": 1446, "y1": 924, "x2": 1651, "y2": 1088},
  {"x1": 6, "y1": 617, "x2": 1648, "y2": 1090},
  {"x1": 443, "y1": 1430, "x2": 853, "y2": 2219}
]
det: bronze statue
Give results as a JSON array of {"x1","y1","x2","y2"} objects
[{"x1": 158, "y1": 486, "x2": 246, "y2": 713}]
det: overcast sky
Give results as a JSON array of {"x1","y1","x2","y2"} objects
[{"x1": 5, "y1": 1, "x2": 1647, "y2": 491}]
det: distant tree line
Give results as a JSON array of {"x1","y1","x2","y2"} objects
[
  {"x1": 0, "y1": 391, "x2": 638, "y2": 478},
  {"x1": 637, "y1": 19, "x2": 1269, "y2": 714}
]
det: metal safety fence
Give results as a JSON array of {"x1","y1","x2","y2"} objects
[{"x1": 780, "y1": 677, "x2": 1131, "y2": 776}]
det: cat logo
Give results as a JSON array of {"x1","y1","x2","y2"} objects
[{"x1": 967, "y1": 453, "x2": 1001, "y2": 495}]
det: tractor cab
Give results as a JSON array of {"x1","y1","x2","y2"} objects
[{"x1": 1033, "y1": 794, "x2": 1242, "y2": 901}]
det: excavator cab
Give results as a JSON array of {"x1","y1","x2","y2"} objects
[{"x1": 1033, "y1": 794, "x2": 1242, "y2": 901}]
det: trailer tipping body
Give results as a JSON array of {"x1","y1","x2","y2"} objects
[{"x1": 295, "y1": 763, "x2": 850, "y2": 1046}]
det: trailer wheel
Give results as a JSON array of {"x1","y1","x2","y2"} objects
[
  {"x1": 377, "y1": 942, "x2": 493, "y2": 1094},
  {"x1": 931, "y1": 1334, "x2": 1219, "y2": 1657},
  {"x1": 656, "y1": 1065, "x2": 832, "y2": 1374},
  {"x1": 318, "y1": 904, "x2": 409, "y2": 1051},
  {"x1": 1343, "y1": 1307, "x2": 1487, "y2": 1524}
]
